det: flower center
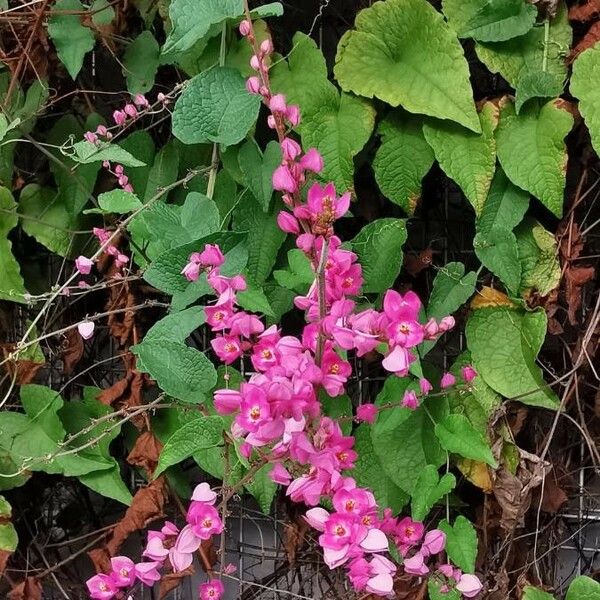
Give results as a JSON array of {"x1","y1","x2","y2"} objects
[
  {"x1": 202, "y1": 518, "x2": 213, "y2": 528},
  {"x1": 398, "y1": 323, "x2": 410, "y2": 334},
  {"x1": 345, "y1": 500, "x2": 356, "y2": 511},
  {"x1": 215, "y1": 311, "x2": 225, "y2": 321},
  {"x1": 261, "y1": 349, "x2": 273, "y2": 359},
  {"x1": 337, "y1": 451, "x2": 348, "y2": 462},
  {"x1": 335, "y1": 524, "x2": 347, "y2": 537},
  {"x1": 329, "y1": 363, "x2": 340, "y2": 375},
  {"x1": 249, "y1": 406, "x2": 261, "y2": 420},
  {"x1": 224, "y1": 343, "x2": 236, "y2": 353},
  {"x1": 362, "y1": 515, "x2": 372, "y2": 526},
  {"x1": 405, "y1": 526, "x2": 415, "y2": 537},
  {"x1": 343, "y1": 277, "x2": 354, "y2": 288},
  {"x1": 99, "y1": 583, "x2": 109, "y2": 592},
  {"x1": 120, "y1": 568, "x2": 129, "y2": 577}
]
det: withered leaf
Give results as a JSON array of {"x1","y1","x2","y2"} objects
[
  {"x1": 570, "y1": 0, "x2": 600, "y2": 21},
  {"x1": 7, "y1": 578, "x2": 42, "y2": 600},
  {"x1": 127, "y1": 431, "x2": 163, "y2": 477},
  {"x1": 61, "y1": 327, "x2": 84, "y2": 374}
]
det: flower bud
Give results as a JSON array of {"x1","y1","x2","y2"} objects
[
  {"x1": 260, "y1": 38, "x2": 274, "y2": 55},
  {"x1": 239, "y1": 19, "x2": 251, "y2": 36},
  {"x1": 246, "y1": 76, "x2": 260, "y2": 94},
  {"x1": 300, "y1": 148, "x2": 324, "y2": 173},
  {"x1": 277, "y1": 211, "x2": 300, "y2": 234},
  {"x1": 280, "y1": 137, "x2": 302, "y2": 161}
]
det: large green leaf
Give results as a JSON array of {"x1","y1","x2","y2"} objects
[
  {"x1": 466, "y1": 306, "x2": 559, "y2": 409},
  {"x1": 123, "y1": 31, "x2": 160, "y2": 95},
  {"x1": 411, "y1": 465, "x2": 456, "y2": 521},
  {"x1": 144, "y1": 306, "x2": 206, "y2": 344},
  {"x1": 271, "y1": 33, "x2": 375, "y2": 192},
  {"x1": 472, "y1": 2, "x2": 571, "y2": 87},
  {"x1": 477, "y1": 168, "x2": 529, "y2": 235},
  {"x1": 571, "y1": 45, "x2": 600, "y2": 158},
  {"x1": 352, "y1": 424, "x2": 409, "y2": 514},
  {"x1": 373, "y1": 111, "x2": 434, "y2": 215},
  {"x1": 454, "y1": 0, "x2": 537, "y2": 42},
  {"x1": 435, "y1": 414, "x2": 497, "y2": 466},
  {"x1": 233, "y1": 197, "x2": 286, "y2": 284},
  {"x1": 350, "y1": 218, "x2": 407, "y2": 294},
  {"x1": 474, "y1": 225, "x2": 521, "y2": 292},
  {"x1": 273, "y1": 249, "x2": 314, "y2": 294},
  {"x1": 438, "y1": 516, "x2": 478, "y2": 573},
  {"x1": 423, "y1": 101, "x2": 498, "y2": 214},
  {"x1": 132, "y1": 340, "x2": 217, "y2": 403},
  {"x1": 372, "y1": 378, "x2": 448, "y2": 494},
  {"x1": 515, "y1": 218, "x2": 561, "y2": 297},
  {"x1": 97, "y1": 190, "x2": 142, "y2": 213},
  {"x1": 172, "y1": 67, "x2": 261, "y2": 146},
  {"x1": 245, "y1": 464, "x2": 278, "y2": 514},
  {"x1": 155, "y1": 415, "x2": 224, "y2": 477},
  {"x1": 0, "y1": 187, "x2": 26, "y2": 303},
  {"x1": 515, "y1": 70, "x2": 563, "y2": 114},
  {"x1": 144, "y1": 141, "x2": 180, "y2": 202},
  {"x1": 334, "y1": 0, "x2": 480, "y2": 132},
  {"x1": 48, "y1": 0, "x2": 95, "y2": 79},
  {"x1": 523, "y1": 587, "x2": 556, "y2": 600},
  {"x1": 497, "y1": 99, "x2": 572, "y2": 217},
  {"x1": 72, "y1": 140, "x2": 147, "y2": 167},
  {"x1": 238, "y1": 140, "x2": 281, "y2": 212},
  {"x1": 566, "y1": 576, "x2": 600, "y2": 600}
]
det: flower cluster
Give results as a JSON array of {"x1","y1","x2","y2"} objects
[{"x1": 87, "y1": 484, "x2": 225, "y2": 600}]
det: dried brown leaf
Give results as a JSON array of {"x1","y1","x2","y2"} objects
[
  {"x1": 61, "y1": 327, "x2": 84, "y2": 374},
  {"x1": 159, "y1": 566, "x2": 194, "y2": 599},
  {"x1": 570, "y1": 0, "x2": 600, "y2": 21},
  {"x1": 403, "y1": 248, "x2": 434, "y2": 277},
  {"x1": 570, "y1": 22, "x2": 600, "y2": 61},
  {"x1": 127, "y1": 431, "x2": 163, "y2": 477},
  {"x1": 7, "y1": 578, "x2": 42, "y2": 600}
]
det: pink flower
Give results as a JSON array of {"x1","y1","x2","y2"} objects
[
  {"x1": 461, "y1": 365, "x2": 477, "y2": 383},
  {"x1": 438, "y1": 315, "x2": 456, "y2": 332},
  {"x1": 134, "y1": 561, "x2": 161, "y2": 585},
  {"x1": 143, "y1": 532, "x2": 169, "y2": 561},
  {"x1": 441, "y1": 372, "x2": 456, "y2": 389},
  {"x1": 419, "y1": 378, "x2": 433, "y2": 395},
  {"x1": 396, "y1": 517, "x2": 424, "y2": 545},
  {"x1": 96, "y1": 125, "x2": 108, "y2": 137},
  {"x1": 401, "y1": 390, "x2": 419, "y2": 410},
  {"x1": 134, "y1": 94, "x2": 149, "y2": 107},
  {"x1": 228, "y1": 312, "x2": 264, "y2": 337},
  {"x1": 456, "y1": 573, "x2": 483, "y2": 598},
  {"x1": 182, "y1": 260, "x2": 201, "y2": 282},
  {"x1": 321, "y1": 349, "x2": 352, "y2": 397},
  {"x1": 383, "y1": 290, "x2": 422, "y2": 322},
  {"x1": 269, "y1": 463, "x2": 292, "y2": 485},
  {"x1": 356, "y1": 403, "x2": 378, "y2": 424},
  {"x1": 86, "y1": 574, "x2": 118, "y2": 599},
  {"x1": 84, "y1": 131, "x2": 98, "y2": 144},
  {"x1": 110, "y1": 556, "x2": 136, "y2": 587},
  {"x1": 75, "y1": 255, "x2": 94, "y2": 274},
  {"x1": 300, "y1": 148, "x2": 324, "y2": 173},
  {"x1": 246, "y1": 76, "x2": 260, "y2": 94},
  {"x1": 211, "y1": 335, "x2": 242, "y2": 364},
  {"x1": 191, "y1": 482, "x2": 217, "y2": 504},
  {"x1": 239, "y1": 19, "x2": 251, "y2": 36},
  {"x1": 272, "y1": 164, "x2": 298, "y2": 193},
  {"x1": 199, "y1": 579, "x2": 225, "y2": 600},
  {"x1": 294, "y1": 182, "x2": 350, "y2": 236},
  {"x1": 112, "y1": 110, "x2": 126, "y2": 126},
  {"x1": 281, "y1": 138, "x2": 302, "y2": 161},
  {"x1": 270, "y1": 94, "x2": 287, "y2": 113},
  {"x1": 186, "y1": 504, "x2": 223, "y2": 540},
  {"x1": 214, "y1": 389, "x2": 241, "y2": 414},
  {"x1": 170, "y1": 525, "x2": 201, "y2": 572},
  {"x1": 421, "y1": 529, "x2": 446, "y2": 556},
  {"x1": 78, "y1": 320, "x2": 95, "y2": 340},
  {"x1": 382, "y1": 346, "x2": 411, "y2": 376},
  {"x1": 286, "y1": 104, "x2": 301, "y2": 126},
  {"x1": 123, "y1": 103, "x2": 138, "y2": 118},
  {"x1": 403, "y1": 551, "x2": 429, "y2": 576},
  {"x1": 237, "y1": 388, "x2": 271, "y2": 432},
  {"x1": 199, "y1": 244, "x2": 225, "y2": 267}
]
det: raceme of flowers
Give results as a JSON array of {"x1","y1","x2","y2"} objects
[{"x1": 83, "y1": 16, "x2": 483, "y2": 600}]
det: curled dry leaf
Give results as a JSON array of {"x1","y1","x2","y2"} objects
[
  {"x1": 61, "y1": 327, "x2": 84, "y2": 374},
  {"x1": 88, "y1": 477, "x2": 168, "y2": 573},
  {"x1": 159, "y1": 565, "x2": 194, "y2": 599},
  {"x1": 7, "y1": 577, "x2": 42, "y2": 600},
  {"x1": 106, "y1": 286, "x2": 138, "y2": 346},
  {"x1": 403, "y1": 248, "x2": 434, "y2": 277},
  {"x1": 569, "y1": 22, "x2": 600, "y2": 62},
  {"x1": 127, "y1": 430, "x2": 163, "y2": 477},
  {"x1": 570, "y1": 0, "x2": 600, "y2": 21},
  {"x1": 283, "y1": 517, "x2": 309, "y2": 564}
]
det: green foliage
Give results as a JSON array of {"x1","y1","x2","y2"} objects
[
  {"x1": 48, "y1": 0, "x2": 95, "y2": 79},
  {"x1": 97, "y1": 190, "x2": 143, "y2": 214},
  {"x1": 523, "y1": 587, "x2": 556, "y2": 600},
  {"x1": 272, "y1": 33, "x2": 375, "y2": 191},
  {"x1": 571, "y1": 46, "x2": 600, "y2": 158},
  {"x1": 238, "y1": 140, "x2": 281, "y2": 212},
  {"x1": 172, "y1": 67, "x2": 261, "y2": 146},
  {"x1": 335, "y1": 0, "x2": 480, "y2": 132},
  {"x1": 155, "y1": 415, "x2": 225, "y2": 477},
  {"x1": 423, "y1": 101, "x2": 498, "y2": 214},
  {"x1": 411, "y1": 465, "x2": 456, "y2": 521},
  {"x1": 466, "y1": 306, "x2": 560, "y2": 409},
  {"x1": 0, "y1": 496, "x2": 17, "y2": 552},
  {"x1": 373, "y1": 111, "x2": 434, "y2": 214},
  {"x1": 474, "y1": 226, "x2": 521, "y2": 292},
  {"x1": 144, "y1": 306, "x2": 206, "y2": 344},
  {"x1": 0, "y1": 187, "x2": 26, "y2": 303},
  {"x1": 351, "y1": 218, "x2": 407, "y2": 293},
  {"x1": 566, "y1": 576, "x2": 600, "y2": 600},
  {"x1": 496, "y1": 99, "x2": 572, "y2": 217},
  {"x1": 72, "y1": 140, "x2": 147, "y2": 167},
  {"x1": 245, "y1": 464, "x2": 278, "y2": 514},
  {"x1": 123, "y1": 31, "x2": 160, "y2": 95},
  {"x1": 438, "y1": 516, "x2": 478, "y2": 572},
  {"x1": 435, "y1": 414, "x2": 497, "y2": 466},
  {"x1": 274, "y1": 249, "x2": 314, "y2": 294},
  {"x1": 132, "y1": 340, "x2": 217, "y2": 403}
]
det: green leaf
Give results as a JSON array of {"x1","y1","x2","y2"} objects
[
  {"x1": 474, "y1": 225, "x2": 521, "y2": 292},
  {"x1": 238, "y1": 140, "x2": 280, "y2": 212},
  {"x1": 373, "y1": 111, "x2": 434, "y2": 214},
  {"x1": 19, "y1": 184, "x2": 80, "y2": 258},
  {"x1": 523, "y1": 587, "x2": 556, "y2": 600},
  {"x1": 320, "y1": 390, "x2": 353, "y2": 436},
  {"x1": 435, "y1": 414, "x2": 497, "y2": 466},
  {"x1": 72, "y1": 140, "x2": 147, "y2": 167},
  {"x1": 423, "y1": 101, "x2": 498, "y2": 214},
  {"x1": 334, "y1": 0, "x2": 480, "y2": 132},
  {"x1": 233, "y1": 197, "x2": 286, "y2": 284},
  {"x1": 144, "y1": 306, "x2": 206, "y2": 344},
  {"x1": 515, "y1": 218, "x2": 561, "y2": 297},
  {"x1": 47, "y1": 0, "x2": 95, "y2": 79},
  {"x1": 460, "y1": 0, "x2": 537, "y2": 42},
  {"x1": 132, "y1": 340, "x2": 217, "y2": 403},
  {"x1": 411, "y1": 465, "x2": 456, "y2": 521},
  {"x1": 496, "y1": 99, "x2": 572, "y2": 217},
  {"x1": 466, "y1": 306, "x2": 559, "y2": 408},
  {"x1": 271, "y1": 32, "x2": 375, "y2": 192},
  {"x1": 351, "y1": 218, "x2": 407, "y2": 294},
  {"x1": 237, "y1": 276, "x2": 275, "y2": 316},
  {"x1": 515, "y1": 70, "x2": 563, "y2": 114},
  {"x1": 123, "y1": 31, "x2": 159, "y2": 95},
  {"x1": 91, "y1": 0, "x2": 114, "y2": 25},
  {"x1": 97, "y1": 189, "x2": 142, "y2": 213},
  {"x1": 0, "y1": 187, "x2": 26, "y2": 303},
  {"x1": 117, "y1": 130, "x2": 155, "y2": 200},
  {"x1": 372, "y1": 378, "x2": 448, "y2": 494},
  {"x1": 0, "y1": 523, "x2": 18, "y2": 552},
  {"x1": 143, "y1": 141, "x2": 180, "y2": 202},
  {"x1": 477, "y1": 168, "x2": 529, "y2": 235},
  {"x1": 273, "y1": 249, "x2": 314, "y2": 294},
  {"x1": 566, "y1": 576, "x2": 600, "y2": 600},
  {"x1": 438, "y1": 516, "x2": 478, "y2": 572},
  {"x1": 571, "y1": 45, "x2": 600, "y2": 159},
  {"x1": 163, "y1": 0, "x2": 243, "y2": 55},
  {"x1": 352, "y1": 424, "x2": 409, "y2": 513},
  {"x1": 473, "y1": 2, "x2": 571, "y2": 87},
  {"x1": 155, "y1": 415, "x2": 225, "y2": 477},
  {"x1": 429, "y1": 581, "x2": 460, "y2": 600},
  {"x1": 172, "y1": 67, "x2": 261, "y2": 146},
  {"x1": 245, "y1": 463, "x2": 277, "y2": 514},
  {"x1": 78, "y1": 467, "x2": 133, "y2": 505}
]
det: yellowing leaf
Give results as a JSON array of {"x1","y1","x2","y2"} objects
[
  {"x1": 458, "y1": 458, "x2": 493, "y2": 492},
  {"x1": 471, "y1": 286, "x2": 516, "y2": 309}
]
